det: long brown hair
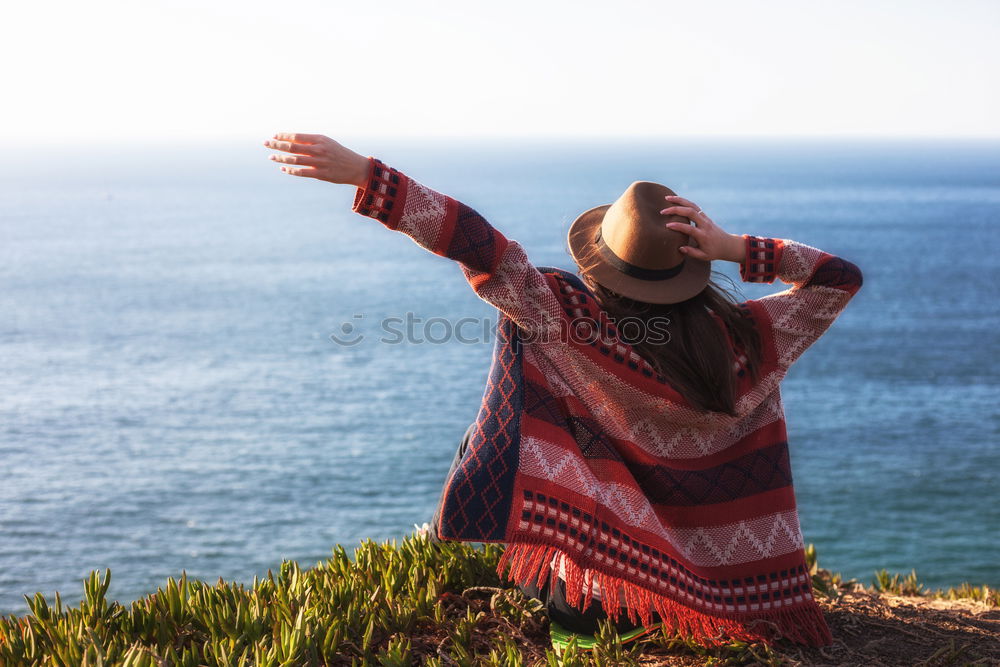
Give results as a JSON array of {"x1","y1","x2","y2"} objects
[{"x1": 579, "y1": 272, "x2": 764, "y2": 417}]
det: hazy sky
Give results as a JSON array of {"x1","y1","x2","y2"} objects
[{"x1": 4, "y1": 0, "x2": 999, "y2": 144}]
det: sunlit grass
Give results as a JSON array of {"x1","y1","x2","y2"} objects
[{"x1": 0, "y1": 536, "x2": 994, "y2": 665}]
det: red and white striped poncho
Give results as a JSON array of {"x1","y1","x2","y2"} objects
[{"x1": 352, "y1": 157, "x2": 863, "y2": 647}]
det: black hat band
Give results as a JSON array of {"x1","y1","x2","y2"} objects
[{"x1": 595, "y1": 230, "x2": 685, "y2": 281}]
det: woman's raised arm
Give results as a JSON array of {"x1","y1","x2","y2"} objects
[
  {"x1": 264, "y1": 133, "x2": 565, "y2": 339},
  {"x1": 658, "y1": 194, "x2": 864, "y2": 370},
  {"x1": 736, "y1": 237, "x2": 864, "y2": 370}
]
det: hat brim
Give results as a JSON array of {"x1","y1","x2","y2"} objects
[{"x1": 567, "y1": 204, "x2": 711, "y2": 305}]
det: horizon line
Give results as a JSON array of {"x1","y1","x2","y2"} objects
[{"x1": 7, "y1": 134, "x2": 1000, "y2": 150}]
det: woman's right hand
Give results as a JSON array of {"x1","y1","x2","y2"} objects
[
  {"x1": 660, "y1": 195, "x2": 746, "y2": 263},
  {"x1": 263, "y1": 133, "x2": 371, "y2": 187}
]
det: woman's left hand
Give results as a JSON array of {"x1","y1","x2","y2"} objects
[
  {"x1": 263, "y1": 133, "x2": 370, "y2": 187},
  {"x1": 660, "y1": 196, "x2": 746, "y2": 263}
]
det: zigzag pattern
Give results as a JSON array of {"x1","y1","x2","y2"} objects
[
  {"x1": 440, "y1": 319, "x2": 523, "y2": 540},
  {"x1": 775, "y1": 239, "x2": 819, "y2": 283},
  {"x1": 463, "y1": 242, "x2": 564, "y2": 338},
  {"x1": 524, "y1": 343, "x2": 786, "y2": 459},
  {"x1": 748, "y1": 241, "x2": 863, "y2": 369},
  {"x1": 677, "y1": 510, "x2": 804, "y2": 566},
  {"x1": 519, "y1": 436, "x2": 658, "y2": 527},
  {"x1": 520, "y1": 435, "x2": 804, "y2": 567},
  {"x1": 761, "y1": 284, "x2": 854, "y2": 369},
  {"x1": 398, "y1": 178, "x2": 446, "y2": 244}
]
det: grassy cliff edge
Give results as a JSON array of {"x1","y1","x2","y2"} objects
[{"x1": 1, "y1": 536, "x2": 996, "y2": 666}]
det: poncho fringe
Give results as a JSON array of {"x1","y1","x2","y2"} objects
[{"x1": 498, "y1": 540, "x2": 833, "y2": 647}]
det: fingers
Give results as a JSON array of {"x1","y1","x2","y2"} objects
[
  {"x1": 278, "y1": 165, "x2": 320, "y2": 178},
  {"x1": 664, "y1": 194, "x2": 701, "y2": 210},
  {"x1": 679, "y1": 245, "x2": 710, "y2": 260},
  {"x1": 263, "y1": 138, "x2": 318, "y2": 155},
  {"x1": 664, "y1": 221, "x2": 701, "y2": 238},
  {"x1": 660, "y1": 211, "x2": 710, "y2": 244},
  {"x1": 660, "y1": 196, "x2": 718, "y2": 261},
  {"x1": 269, "y1": 153, "x2": 321, "y2": 167},
  {"x1": 659, "y1": 205, "x2": 703, "y2": 220},
  {"x1": 273, "y1": 132, "x2": 327, "y2": 144},
  {"x1": 661, "y1": 205, "x2": 715, "y2": 233}
]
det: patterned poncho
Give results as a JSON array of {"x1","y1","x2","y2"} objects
[{"x1": 352, "y1": 157, "x2": 863, "y2": 647}]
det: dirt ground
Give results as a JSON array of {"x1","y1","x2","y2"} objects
[
  {"x1": 776, "y1": 588, "x2": 1000, "y2": 667},
  {"x1": 414, "y1": 584, "x2": 1000, "y2": 666},
  {"x1": 634, "y1": 586, "x2": 1000, "y2": 666}
]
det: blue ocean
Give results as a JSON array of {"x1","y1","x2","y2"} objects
[{"x1": 1, "y1": 139, "x2": 997, "y2": 616}]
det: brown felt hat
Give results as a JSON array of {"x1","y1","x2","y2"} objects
[{"x1": 568, "y1": 181, "x2": 711, "y2": 304}]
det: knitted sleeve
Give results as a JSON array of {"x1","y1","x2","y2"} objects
[
  {"x1": 351, "y1": 157, "x2": 564, "y2": 337},
  {"x1": 739, "y1": 235, "x2": 863, "y2": 369}
]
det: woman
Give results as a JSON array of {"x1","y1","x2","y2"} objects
[{"x1": 264, "y1": 133, "x2": 863, "y2": 648}]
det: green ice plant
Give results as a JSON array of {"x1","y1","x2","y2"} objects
[{"x1": 0, "y1": 538, "x2": 995, "y2": 665}]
